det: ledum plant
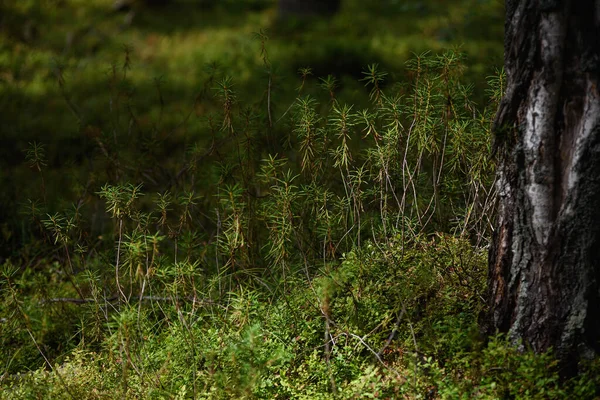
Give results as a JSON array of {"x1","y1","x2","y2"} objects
[{"x1": 3, "y1": 43, "x2": 509, "y2": 398}]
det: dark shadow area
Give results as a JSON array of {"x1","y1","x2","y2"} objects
[{"x1": 1, "y1": 0, "x2": 504, "y2": 258}]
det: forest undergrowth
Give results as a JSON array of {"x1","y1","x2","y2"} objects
[{"x1": 2, "y1": 35, "x2": 599, "y2": 399}]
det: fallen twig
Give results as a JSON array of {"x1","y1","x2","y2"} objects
[{"x1": 42, "y1": 296, "x2": 222, "y2": 307}]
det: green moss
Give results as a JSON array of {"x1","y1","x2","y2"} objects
[{"x1": 2, "y1": 1, "x2": 595, "y2": 398}]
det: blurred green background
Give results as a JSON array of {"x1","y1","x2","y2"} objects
[{"x1": 0, "y1": 0, "x2": 504, "y2": 259}]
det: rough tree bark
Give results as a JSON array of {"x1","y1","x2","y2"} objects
[
  {"x1": 278, "y1": 0, "x2": 341, "y2": 16},
  {"x1": 486, "y1": 0, "x2": 600, "y2": 371}
]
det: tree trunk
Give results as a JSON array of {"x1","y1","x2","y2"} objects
[
  {"x1": 278, "y1": 0, "x2": 340, "y2": 17},
  {"x1": 486, "y1": 0, "x2": 600, "y2": 372}
]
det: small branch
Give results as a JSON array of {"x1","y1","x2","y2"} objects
[
  {"x1": 115, "y1": 218, "x2": 127, "y2": 303},
  {"x1": 274, "y1": 101, "x2": 295, "y2": 125},
  {"x1": 323, "y1": 310, "x2": 337, "y2": 395},
  {"x1": 345, "y1": 331, "x2": 406, "y2": 381},
  {"x1": 42, "y1": 296, "x2": 222, "y2": 306},
  {"x1": 377, "y1": 304, "x2": 406, "y2": 357}
]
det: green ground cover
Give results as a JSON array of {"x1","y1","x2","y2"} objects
[{"x1": 2, "y1": 1, "x2": 599, "y2": 398}]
